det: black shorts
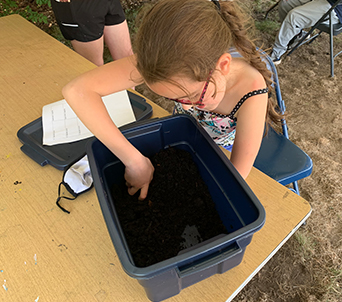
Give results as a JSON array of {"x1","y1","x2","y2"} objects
[{"x1": 51, "y1": 0, "x2": 126, "y2": 42}]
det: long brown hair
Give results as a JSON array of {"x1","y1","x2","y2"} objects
[{"x1": 134, "y1": 0, "x2": 282, "y2": 127}]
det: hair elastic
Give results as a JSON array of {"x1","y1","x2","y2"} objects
[{"x1": 211, "y1": 0, "x2": 221, "y2": 11}]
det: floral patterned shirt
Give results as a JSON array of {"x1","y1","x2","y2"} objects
[{"x1": 174, "y1": 88, "x2": 269, "y2": 150}]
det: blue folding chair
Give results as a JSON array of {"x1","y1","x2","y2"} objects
[{"x1": 253, "y1": 50, "x2": 313, "y2": 195}]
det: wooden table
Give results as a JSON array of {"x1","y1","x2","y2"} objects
[{"x1": 0, "y1": 15, "x2": 311, "y2": 302}]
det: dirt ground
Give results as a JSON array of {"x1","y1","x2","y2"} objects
[
  {"x1": 234, "y1": 4, "x2": 342, "y2": 302},
  {"x1": 16, "y1": 0, "x2": 342, "y2": 301}
]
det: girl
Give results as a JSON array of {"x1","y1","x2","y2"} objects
[{"x1": 62, "y1": 0, "x2": 282, "y2": 200}]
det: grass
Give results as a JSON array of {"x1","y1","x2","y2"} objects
[
  {"x1": 294, "y1": 230, "x2": 316, "y2": 261},
  {"x1": 124, "y1": 6, "x2": 141, "y2": 35},
  {"x1": 327, "y1": 268, "x2": 342, "y2": 296},
  {"x1": 255, "y1": 19, "x2": 280, "y2": 33},
  {"x1": 252, "y1": 0, "x2": 278, "y2": 14}
]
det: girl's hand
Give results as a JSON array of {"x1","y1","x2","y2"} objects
[{"x1": 124, "y1": 155, "x2": 154, "y2": 200}]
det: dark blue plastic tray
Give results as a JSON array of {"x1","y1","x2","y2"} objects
[{"x1": 17, "y1": 91, "x2": 153, "y2": 170}]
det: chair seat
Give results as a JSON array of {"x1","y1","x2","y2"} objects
[
  {"x1": 254, "y1": 127, "x2": 313, "y2": 185},
  {"x1": 317, "y1": 22, "x2": 342, "y2": 36}
]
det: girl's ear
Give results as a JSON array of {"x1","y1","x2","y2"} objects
[{"x1": 216, "y1": 53, "x2": 232, "y2": 75}]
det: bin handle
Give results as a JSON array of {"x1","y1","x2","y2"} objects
[{"x1": 177, "y1": 242, "x2": 242, "y2": 278}]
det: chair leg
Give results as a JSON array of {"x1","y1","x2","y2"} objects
[
  {"x1": 287, "y1": 30, "x2": 315, "y2": 57},
  {"x1": 292, "y1": 181, "x2": 300, "y2": 195},
  {"x1": 307, "y1": 32, "x2": 322, "y2": 45},
  {"x1": 329, "y1": 17, "x2": 334, "y2": 77}
]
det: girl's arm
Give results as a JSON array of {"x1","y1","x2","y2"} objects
[
  {"x1": 62, "y1": 55, "x2": 153, "y2": 199},
  {"x1": 229, "y1": 91, "x2": 268, "y2": 179}
]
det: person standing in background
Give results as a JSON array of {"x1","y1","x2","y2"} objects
[{"x1": 51, "y1": 0, "x2": 133, "y2": 66}]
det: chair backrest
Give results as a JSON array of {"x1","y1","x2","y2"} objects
[
  {"x1": 258, "y1": 48, "x2": 289, "y2": 138},
  {"x1": 254, "y1": 49, "x2": 313, "y2": 194}
]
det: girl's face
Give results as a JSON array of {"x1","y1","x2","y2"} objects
[{"x1": 148, "y1": 71, "x2": 226, "y2": 111}]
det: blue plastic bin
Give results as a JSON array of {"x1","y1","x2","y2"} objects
[{"x1": 86, "y1": 114, "x2": 265, "y2": 302}]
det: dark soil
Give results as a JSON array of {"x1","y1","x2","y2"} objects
[{"x1": 110, "y1": 147, "x2": 228, "y2": 267}]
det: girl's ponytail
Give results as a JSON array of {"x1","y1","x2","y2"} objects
[
  {"x1": 220, "y1": 1, "x2": 283, "y2": 127},
  {"x1": 220, "y1": 2, "x2": 272, "y2": 89}
]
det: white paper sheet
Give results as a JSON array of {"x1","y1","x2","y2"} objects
[{"x1": 42, "y1": 90, "x2": 136, "y2": 146}]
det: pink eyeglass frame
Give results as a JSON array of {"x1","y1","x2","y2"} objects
[{"x1": 167, "y1": 71, "x2": 213, "y2": 105}]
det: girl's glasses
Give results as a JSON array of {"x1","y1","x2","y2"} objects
[{"x1": 167, "y1": 71, "x2": 212, "y2": 105}]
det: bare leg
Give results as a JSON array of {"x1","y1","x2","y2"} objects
[
  {"x1": 104, "y1": 20, "x2": 133, "y2": 61},
  {"x1": 71, "y1": 36, "x2": 105, "y2": 66}
]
